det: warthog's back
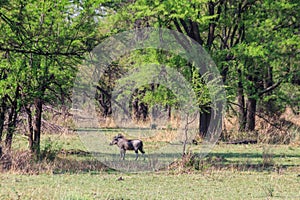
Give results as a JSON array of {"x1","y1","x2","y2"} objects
[
  {"x1": 129, "y1": 139, "x2": 143, "y2": 149},
  {"x1": 117, "y1": 139, "x2": 142, "y2": 150}
]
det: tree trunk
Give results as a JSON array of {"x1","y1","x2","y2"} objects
[
  {"x1": 207, "y1": 1, "x2": 216, "y2": 50},
  {"x1": 25, "y1": 106, "x2": 34, "y2": 152},
  {"x1": 139, "y1": 102, "x2": 148, "y2": 121},
  {"x1": 0, "y1": 98, "x2": 6, "y2": 142},
  {"x1": 96, "y1": 88, "x2": 112, "y2": 117},
  {"x1": 4, "y1": 86, "x2": 19, "y2": 150},
  {"x1": 131, "y1": 89, "x2": 148, "y2": 122},
  {"x1": 245, "y1": 66, "x2": 258, "y2": 132},
  {"x1": 5, "y1": 108, "x2": 18, "y2": 150},
  {"x1": 33, "y1": 98, "x2": 43, "y2": 156},
  {"x1": 263, "y1": 65, "x2": 276, "y2": 114},
  {"x1": 167, "y1": 105, "x2": 171, "y2": 120},
  {"x1": 237, "y1": 69, "x2": 246, "y2": 131},
  {"x1": 199, "y1": 107, "x2": 211, "y2": 138},
  {"x1": 245, "y1": 97, "x2": 256, "y2": 131},
  {"x1": 132, "y1": 90, "x2": 140, "y2": 121}
]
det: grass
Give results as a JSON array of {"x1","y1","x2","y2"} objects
[
  {"x1": 8, "y1": 132, "x2": 300, "y2": 173},
  {"x1": 11, "y1": 133, "x2": 87, "y2": 152},
  {"x1": 1, "y1": 171, "x2": 300, "y2": 199},
  {"x1": 205, "y1": 144, "x2": 300, "y2": 167},
  {"x1": 1, "y1": 132, "x2": 300, "y2": 199}
]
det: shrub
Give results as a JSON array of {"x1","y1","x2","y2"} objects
[{"x1": 39, "y1": 138, "x2": 62, "y2": 161}]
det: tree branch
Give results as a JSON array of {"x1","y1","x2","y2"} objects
[
  {"x1": 228, "y1": 101, "x2": 285, "y2": 131},
  {"x1": 0, "y1": 46, "x2": 86, "y2": 57},
  {"x1": 258, "y1": 80, "x2": 282, "y2": 97}
]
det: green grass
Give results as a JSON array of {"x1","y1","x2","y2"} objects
[
  {"x1": 202, "y1": 144, "x2": 300, "y2": 167},
  {"x1": 1, "y1": 171, "x2": 300, "y2": 199}
]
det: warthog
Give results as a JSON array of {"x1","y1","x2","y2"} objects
[{"x1": 109, "y1": 134, "x2": 145, "y2": 160}]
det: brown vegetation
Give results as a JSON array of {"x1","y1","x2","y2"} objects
[
  {"x1": 223, "y1": 107, "x2": 300, "y2": 145},
  {"x1": 0, "y1": 150, "x2": 107, "y2": 174}
]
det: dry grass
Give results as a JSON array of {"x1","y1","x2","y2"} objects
[
  {"x1": 143, "y1": 129, "x2": 178, "y2": 142},
  {"x1": 281, "y1": 107, "x2": 300, "y2": 127},
  {"x1": 0, "y1": 150, "x2": 107, "y2": 175},
  {"x1": 97, "y1": 112, "x2": 182, "y2": 129},
  {"x1": 223, "y1": 107, "x2": 300, "y2": 145}
]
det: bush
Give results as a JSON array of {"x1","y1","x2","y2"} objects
[{"x1": 39, "y1": 138, "x2": 62, "y2": 161}]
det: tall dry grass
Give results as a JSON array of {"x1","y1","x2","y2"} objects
[
  {"x1": 0, "y1": 150, "x2": 107, "y2": 174},
  {"x1": 223, "y1": 107, "x2": 300, "y2": 145}
]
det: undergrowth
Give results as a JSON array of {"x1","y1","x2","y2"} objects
[{"x1": 0, "y1": 149, "x2": 107, "y2": 175}]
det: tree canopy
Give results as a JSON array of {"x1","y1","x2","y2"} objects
[{"x1": 0, "y1": 0, "x2": 299, "y2": 155}]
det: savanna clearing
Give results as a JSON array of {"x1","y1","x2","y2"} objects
[
  {"x1": 1, "y1": 133, "x2": 299, "y2": 200},
  {"x1": 1, "y1": 0, "x2": 300, "y2": 199}
]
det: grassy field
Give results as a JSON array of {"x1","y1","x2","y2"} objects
[
  {"x1": 1, "y1": 170, "x2": 300, "y2": 199},
  {"x1": 1, "y1": 133, "x2": 300, "y2": 199}
]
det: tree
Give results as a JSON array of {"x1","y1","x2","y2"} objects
[
  {"x1": 97, "y1": 0, "x2": 223, "y2": 137},
  {"x1": 0, "y1": 0, "x2": 101, "y2": 155},
  {"x1": 101, "y1": 0, "x2": 300, "y2": 135},
  {"x1": 228, "y1": 0, "x2": 300, "y2": 131}
]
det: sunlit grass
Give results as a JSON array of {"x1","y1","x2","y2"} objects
[
  {"x1": 11, "y1": 131, "x2": 300, "y2": 170},
  {"x1": 1, "y1": 170, "x2": 300, "y2": 199}
]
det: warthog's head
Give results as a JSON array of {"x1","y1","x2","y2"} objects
[{"x1": 109, "y1": 134, "x2": 124, "y2": 145}]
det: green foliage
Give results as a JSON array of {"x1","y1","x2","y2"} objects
[
  {"x1": 192, "y1": 70, "x2": 211, "y2": 112},
  {"x1": 96, "y1": 0, "x2": 300, "y2": 134},
  {"x1": 1, "y1": 0, "x2": 300, "y2": 151},
  {"x1": 0, "y1": 0, "x2": 103, "y2": 151},
  {"x1": 142, "y1": 85, "x2": 177, "y2": 108},
  {"x1": 39, "y1": 138, "x2": 62, "y2": 162},
  {"x1": 278, "y1": 83, "x2": 300, "y2": 113}
]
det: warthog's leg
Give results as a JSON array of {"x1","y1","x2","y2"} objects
[
  {"x1": 138, "y1": 147, "x2": 145, "y2": 160},
  {"x1": 134, "y1": 150, "x2": 139, "y2": 160},
  {"x1": 141, "y1": 152, "x2": 145, "y2": 161},
  {"x1": 120, "y1": 149, "x2": 126, "y2": 160},
  {"x1": 142, "y1": 152, "x2": 145, "y2": 160}
]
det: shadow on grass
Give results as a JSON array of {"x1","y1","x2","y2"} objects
[
  {"x1": 209, "y1": 152, "x2": 300, "y2": 159},
  {"x1": 70, "y1": 150, "x2": 300, "y2": 172},
  {"x1": 3, "y1": 147, "x2": 299, "y2": 174},
  {"x1": 52, "y1": 157, "x2": 109, "y2": 174},
  {"x1": 182, "y1": 151, "x2": 300, "y2": 172}
]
